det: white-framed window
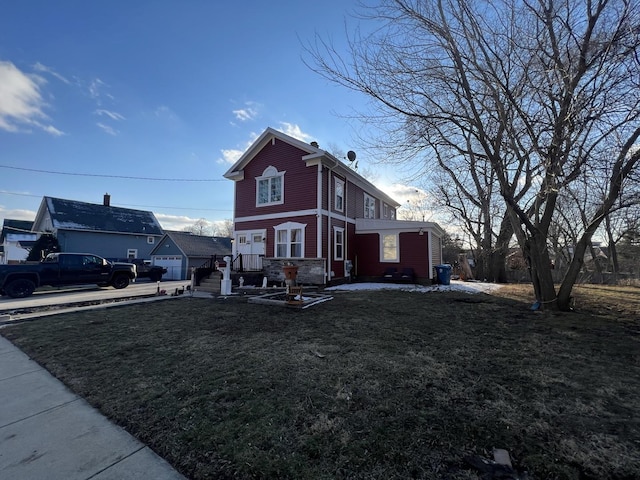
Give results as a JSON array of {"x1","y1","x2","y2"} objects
[
  {"x1": 256, "y1": 166, "x2": 284, "y2": 206},
  {"x1": 147, "y1": 236, "x2": 155, "y2": 244},
  {"x1": 335, "y1": 178, "x2": 345, "y2": 212},
  {"x1": 238, "y1": 235, "x2": 247, "y2": 245},
  {"x1": 274, "y1": 221, "x2": 306, "y2": 258},
  {"x1": 252, "y1": 234, "x2": 263, "y2": 244},
  {"x1": 334, "y1": 227, "x2": 344, "y2": 261},
  {"x1": 381, "y1": 234, "x2": 398, "y2": 262},
  {"x1": 127, "y1": 249, "x2": 138, "y2": 259},
  {"x1": 364, "y1": 193, "x2": 376, "y2": 219}
]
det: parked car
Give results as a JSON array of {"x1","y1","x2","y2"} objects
[
  {"x1": 108, "y1": 258, "x2": 167, "y2": 282},
  {"x1": 0, "y1": 253, "x2": 137, "y2": 298}
]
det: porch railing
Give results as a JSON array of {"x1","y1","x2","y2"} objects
[{"x1": 232, "y1": 253, "x2": 263, "y2": 272}]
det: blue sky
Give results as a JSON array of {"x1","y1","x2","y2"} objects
[{"x1": 0, "y1": 1, "x2": 423, "y2": 232}]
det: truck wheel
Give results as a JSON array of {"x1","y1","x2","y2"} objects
[
  {"x1": 5, "y1": 279, "x2": 36, "y2": 298},
  {"x1": 112, "y1": 274, "x2": 130, "y2": 289}
]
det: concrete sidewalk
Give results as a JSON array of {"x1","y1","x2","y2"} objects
[{"x1": 0, "y1": 336, "x2": 186, "y2": 480}]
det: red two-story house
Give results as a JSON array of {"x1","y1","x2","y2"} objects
[{"x1": 224, "y1": 127, "x2": 444, "y2": 285}]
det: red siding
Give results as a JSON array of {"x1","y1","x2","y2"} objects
[
  {"x1": 354, "y1": 232, "x2": 431, "y2": 279},
  {"x1": 398, "y1": 232, "x2": 430, "y2": 277},
  {"x1": 234, "y1": 139, "x2": 317, "y2": 218},
  {"x1": 236, "y1": 214, "x2": 318, "y2": 258}
]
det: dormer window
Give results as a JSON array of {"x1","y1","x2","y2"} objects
[{"x1": 256, "y1": 166, "x2": 284, "y2": 206}]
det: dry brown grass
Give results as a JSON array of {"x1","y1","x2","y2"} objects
[{"x1": 2, "y1": 285, "x2": 639, "y2": 479}]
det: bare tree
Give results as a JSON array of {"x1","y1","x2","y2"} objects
[
  {"x1": 214, "y1": 219, "x2": 234, "y2": 238},
  {"x1": 308, "y1": 0, "x2": 640, "y2": 310},
  {"x1": 183, "y1": 219, "x2": 214, "y2": 236}
]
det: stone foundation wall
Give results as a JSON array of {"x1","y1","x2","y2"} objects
[{"x1": 262, "y1": 258, "x2": 326, "y2": 285}]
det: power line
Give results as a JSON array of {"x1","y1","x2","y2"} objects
[
  {"x1": 0, "y1": 164, "x2": 226, "y2": 182},
  {"x1": 0, "y1": 190, "x2": 232, "y2": 213}
]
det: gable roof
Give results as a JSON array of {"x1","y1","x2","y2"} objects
[
  {"x1": 34, "y1": 196, "x2": 163, "y2": 235},
  {"x1": 1, "y1": 219, "x2": 35, "y2": 242},
  {"x1": 223, "y1": 127, "x2": 401, "y2": 208},
  {"x1": 153, "y1": 231, "x2": 232, "y2": 257}
]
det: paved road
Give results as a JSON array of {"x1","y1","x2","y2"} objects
[{"x1": 0, "y1": 279, "x2": 192, "y2": 314}]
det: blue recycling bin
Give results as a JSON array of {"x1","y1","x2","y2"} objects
[{"x1": 435, "y1": 264, "x2": 452, "y2": 285}]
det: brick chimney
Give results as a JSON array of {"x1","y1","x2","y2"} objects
[{"x1": 103, "y1": 193, "x2": 111, "y2": 206}]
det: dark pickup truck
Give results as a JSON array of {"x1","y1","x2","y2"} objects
[
  {"x1": 0, "y1": 253, "x2": 137, "y2": 298},
  {"x1": 108, "y1": 258, "x2": 167, "y2": 282}
]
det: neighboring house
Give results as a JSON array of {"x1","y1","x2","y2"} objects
[
  {"x1": 0, "y1": 219, "x2": 38, "y2": 264},
  {"x1": 223, "y1": 127, "x2": 444, "y2": 285},
  {"x1": 150, "y1": 231, "x2": 232, "y2": 280},
  {"x1": 32, "y1": 195, "x2": 164, "y2": 260}
]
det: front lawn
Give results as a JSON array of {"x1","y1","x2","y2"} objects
[{"x1": 2, "y1": 286, "x2": 639, "y2": 479}]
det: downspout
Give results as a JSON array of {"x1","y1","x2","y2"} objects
[
  {"x1": 427, "y1": 230, "x2": 434, "y2": 280},
  {"x1": 326, "y1": 156, "x2": 341, "y2": 283},
  {"x1": 316, "y1": 164, "x2": 322, "y2": 259},
  {"x1": 327, "y1": 165, "x2": 332, "y2": 283}
]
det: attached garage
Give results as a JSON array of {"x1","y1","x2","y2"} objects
[{"x1": 152, "y1": 255, "x2": 183, "y2": 280}]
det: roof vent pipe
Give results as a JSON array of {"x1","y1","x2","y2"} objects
[{"x1": 103, "y1": 193, "x2": 111, "y2": 206}]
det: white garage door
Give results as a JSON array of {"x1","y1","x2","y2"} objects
[{"x1": 153, "y1": 256, "x2": 183, "y2": 280}]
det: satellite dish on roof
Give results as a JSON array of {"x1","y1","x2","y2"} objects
[{"x1": 347, "y1": 150, "x2": 357, "y2": 162}]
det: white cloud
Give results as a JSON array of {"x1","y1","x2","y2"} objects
[
  {"x1": 233, "y1": 107, "x2": 257, "y2": 122},
  {"x1": 219, "y1": 149, "x2": 244, "y2": 165},
  {"x1": 95, "y1": 109, "x2": 125, "y2": 121},
  {"x1": 217, "y1": 132, "x2": 260, "y2": 165},
  {"x1": 154, "y1": 213, "x2": 207, "y2": 231},
  {"x1": 277, "y1": 122, "x2": 313, "y2": 143},
  {"x1": 96, "y1": 122, "x2": 118, "y2": 136},
  {"x1": 154, "y1": 105, "x2": 179, "y2": 121},
  {"x1": 0, "y1": 60, "x2": 63, "y2": 135},
  {"x1": 42, "y1": 125, "x2": 65, "y2": 136},
  {"x1": 0, "y1": 206, "x2": 37, "y2": 222},
  {"x1": 32, "y1": 62, "x2": 70, "y2": 84},
  {"x1": 88, "y1": 78, "x2": 115, "y2": 105}
]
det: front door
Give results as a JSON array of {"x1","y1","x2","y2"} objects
[{"x1": 235, "y1": 230, "x2": 266, "y2": 270}]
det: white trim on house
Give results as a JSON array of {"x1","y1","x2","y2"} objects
[
  {"x1": 379, "y1": 233, "x2": 399, "y2": 262},
  {"x1": 235, "y1": 209, "x2": 357, "y2": 225},
  {"x1": 355, "y1": 218, "x2": 445, "y2": 237},
  {"x1": 334, "y1": 226, "x2": 345, "y2": 261},
  {"x1": 273, "y1": 221, "x2": 307, "y2": 258},
  {"x1": 255, "y1": 166, "x2": 285, "y2": 207}
]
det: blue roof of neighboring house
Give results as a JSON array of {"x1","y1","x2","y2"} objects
[
  {"x1": 42, "y1": 197, "x2": 163, "y2": 235},
  {"x1": 1, "y1": 219, "x2": 35, "y2": 242}
]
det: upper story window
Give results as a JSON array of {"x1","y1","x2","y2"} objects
[
  {"x1": 335, "y1": 178, "x2": 345, "y2": 212},
  {"x1": 364, "y1": 193, "x2": 376, "y2": 219},
  {"x1": 256, "y1": 166, "x2": 284, "y2": 206}
]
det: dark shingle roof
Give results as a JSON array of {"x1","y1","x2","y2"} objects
[
  {"x1": 166, "y1": 231, "x2": 232, "y2": 257},
  {"x1": 45, "y1": 197, "x2": 163, "y2": 235},
  {"x1": 1, "y1": 219, "x2": 35, "y2": 242}
]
